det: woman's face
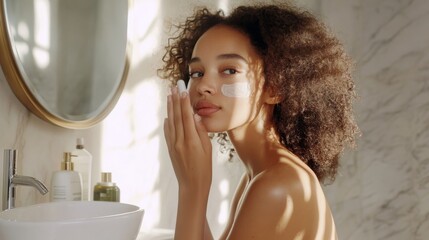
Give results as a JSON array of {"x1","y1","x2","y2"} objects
[{"x1": 188, "y1": 24, "x2": 265, "y2": 133}]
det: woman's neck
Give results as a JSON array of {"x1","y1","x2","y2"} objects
[{"x1": 227, "y1": 105, "x2": 282, "y2": 179}]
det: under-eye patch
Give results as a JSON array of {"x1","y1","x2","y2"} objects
[{"x1": 221, "y1": 82, "x2": 251, "y2": 98}]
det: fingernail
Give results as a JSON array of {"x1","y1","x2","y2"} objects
[
  {"x1": 177, "y1": 79, "x2": 187, "y2": 94},
  {"x1": 181, "y1": 91, "x2": 187, "y2": 98},
  {"x1": 171, "y1": 86, "x2": 178, "y2": 94}
]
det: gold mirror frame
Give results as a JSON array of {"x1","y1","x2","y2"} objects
[{"x1": 0, "y1": 0, "x2": 130, "y2": 129}]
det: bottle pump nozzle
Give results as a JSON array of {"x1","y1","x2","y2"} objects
[{"x1": 62, "y1": 152, "x2": 77, "y2": 171}]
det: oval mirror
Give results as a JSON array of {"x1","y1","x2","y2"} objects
[{"x1": 0, "y1": 0, "x2": 130, "y2": 129}]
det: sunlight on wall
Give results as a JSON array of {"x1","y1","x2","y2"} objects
[
  {"x1": 217, "y1": 0, "x2": 230, "y2": 14},
  {"x1": 100, "y1": 78, "x2": 163, "y2": 229},
  {"x1": 218, "y1": 179, "x2": 230, "y2": 224},
  {"x1": 208, "y1": 142, "x2": 244, "y2": 237},
  {"x1": 128, "y1": 0, "x2": 161, "y2": 63},
  {"x1": 100, "y1": 0, "x2": 163, "y2": 230}
]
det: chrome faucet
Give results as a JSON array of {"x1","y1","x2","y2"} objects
[{"x1": 2, "y1": 149, "x2": 49, "y2": 210}]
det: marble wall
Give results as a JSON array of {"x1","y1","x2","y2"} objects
[
  {"x1": 320, "y1": 0, "x2": 429, "y2": 239},
  {"x1": 1, "y1": 0, "x2": 428, "y2": 239}
]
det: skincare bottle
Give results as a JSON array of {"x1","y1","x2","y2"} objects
[
  {"x1": 93, "y1": 172, "x2": 120, "y2": 202},
  {"x1": 51, "y1": 152, "x2": 83, "y2": 202},
  {"x1": 72, "y1": 137, "x2": 92, "y2": 201}
]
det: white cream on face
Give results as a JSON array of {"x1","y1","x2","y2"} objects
[{"x1": 221, "y1": 82, "x2": 251, "y2": 98}]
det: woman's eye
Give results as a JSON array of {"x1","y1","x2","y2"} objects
[
  {"x1": 190, "y1": 71, "x2": 203, "y2": 78},
  {"x1": 222, "y1": 69, "x2": 237, "y2": 75}
]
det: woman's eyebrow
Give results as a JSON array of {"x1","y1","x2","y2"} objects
[
  {"x1": 189, "y1": 57, "x2": 200, "y2": 65},
  {"x1": 217, "y1": 53, "x2": 248, "y2": 63},
  {"x1": 189, "y1": 54, "x2": 248, "y2": 65}
]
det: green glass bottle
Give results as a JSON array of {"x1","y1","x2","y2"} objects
[{"x1": 93, "y1": 172, "x2": 120, "y2": 202}]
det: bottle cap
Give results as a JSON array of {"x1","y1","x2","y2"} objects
[
  {"x1": 76, "y1": 137, "x2": 84, "y2": 149},
  {"x1": 101, "y1": 172, "x2": 112, "y2": 182}
]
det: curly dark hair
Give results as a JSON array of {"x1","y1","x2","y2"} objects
[{"x1": 158, "y1": 3, "x2": 359, "y2": 183}]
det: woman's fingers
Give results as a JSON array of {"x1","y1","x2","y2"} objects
[
  {"x1": 164, "y1": 81, "x2": 213, "y2": 190},
  {"x1": 180, "y1": 91, "x2": 212, "y2": 163},
  {"x1": 166, "y1": 93, "x2": 176, "y2": 145},
  {"x1": 163, "y1": 118, "x2": 174, "y2": 160},
  {"x1": 193, "y1": 114, "x2": 212, "y2": 154},
  {"x1": 164, "y1": 118, "x2": 184, "y2": 180},
  {"x1": 175, "y1": 80, "x2": 202, "y2": 144},
  {"x1": 180, "y1": 91, "x2": 198, "y2": 140},
  {"x1": 177, "y1": 80, "x2": 196, "y2": 141},
  {"x1": 167, "y1": 80, "x2": 212, "y2": 157},
  {"x1": 171, "y1": 86, "x2": 185, "y2": 143}
]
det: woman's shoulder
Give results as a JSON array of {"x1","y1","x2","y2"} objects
[
  {"x1": 250, "y1": 158, "x2": 321, "y2": 199},
  {"x1": 228, "y1": 160, "x2": 337, "y2": 239}
]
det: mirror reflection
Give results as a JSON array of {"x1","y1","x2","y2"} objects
[{"x1": 3, "y1": 0, "x2": 128, "y2": 123}]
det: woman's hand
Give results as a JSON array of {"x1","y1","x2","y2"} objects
[
  {"x1": 164, "y1": 84, "x2": 214, "y2": 239},
  {"x1": 164, "y1": 85, "x2": 213, "y2": 193}
]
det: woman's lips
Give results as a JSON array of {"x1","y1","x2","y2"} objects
[{"x1": 194, "y1": 100, "x2": 220, "y2": 117}]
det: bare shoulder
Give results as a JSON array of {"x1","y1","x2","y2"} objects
[
  {"x1": 252, "y1": 161, "x2": 319, "y2": 197},
  {"x1": 256, "y1": 160, "x2": 328, "y2": 205},
  {"x1": 226, "y1": 161, "x2": 338, "y2": 240}
]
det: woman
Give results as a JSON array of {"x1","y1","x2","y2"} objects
[{"x1": 159, "y1": 3, "x2": 358, "y2": 240}]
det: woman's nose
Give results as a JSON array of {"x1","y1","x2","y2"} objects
[{"x1": 194, "y1": 74, "x2": 217, "y2": 95}]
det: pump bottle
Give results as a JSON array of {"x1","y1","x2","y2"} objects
[{"x1": 51, "y1": 152, "x2": 82, "y2": 202}]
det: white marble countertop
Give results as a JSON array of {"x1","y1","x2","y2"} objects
[{"x1": 136, "y1": 229, "x2": 174, "y2": 240}]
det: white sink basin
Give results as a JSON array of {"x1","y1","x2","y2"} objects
[{"x1": 0, "y1": 201, "x2": 144, "y2": 240}]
